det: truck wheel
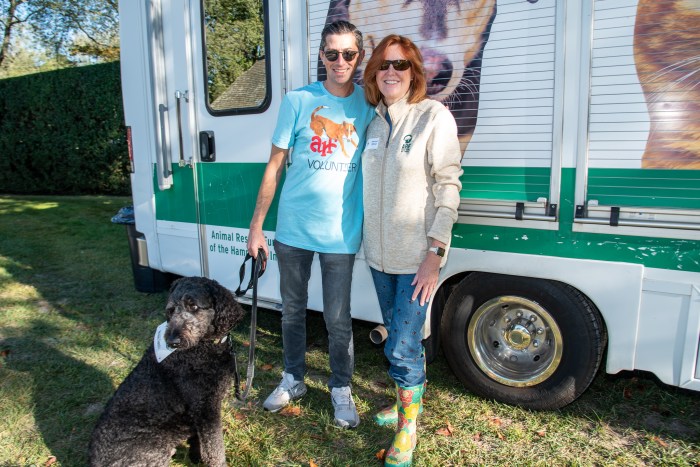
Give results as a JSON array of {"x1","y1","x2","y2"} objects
[
  {"x1": 423, "y1": 286, "x2": 447, "y2": 364},
  {"x1": 440, "y1": 273, "x2": 606, "y2": 410}
]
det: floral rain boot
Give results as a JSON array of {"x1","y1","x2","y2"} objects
[
  {"x1": 384, "y1": 383, "x2": 425, "y2": 466},
  {"x1": 374, "y1": 382, "x2": 425, "y2": 426}
]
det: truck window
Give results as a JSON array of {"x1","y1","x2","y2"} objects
[{"x1": 201, "y1": 0, "x2": 269, "y2": 114}]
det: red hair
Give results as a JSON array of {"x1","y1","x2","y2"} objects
[{"x1": 363, "y1": 34, "x2": 427, "y2": 106}]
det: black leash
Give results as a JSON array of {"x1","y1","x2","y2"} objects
[{"x1": 233, "y1": 249, "x2": 266, "y2": 401}]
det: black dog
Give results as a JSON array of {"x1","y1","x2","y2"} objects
[{"x1": 88, "y1": 277, "x2": 245, "y2": 467}]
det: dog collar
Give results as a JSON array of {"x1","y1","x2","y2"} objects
[{"x1": 154, "y1": 321, "x2": 177, "y2": 363}]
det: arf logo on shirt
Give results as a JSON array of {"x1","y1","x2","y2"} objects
[{"x1": 308, "y1": 106, "x2": 358, "y2": 157}]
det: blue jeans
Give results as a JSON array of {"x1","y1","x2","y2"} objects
[
  {"x1": 274, "y1": 240, "x2": 355, "y2": 389},
  {"x1": 370, "y1": 268, "x2": 428, "y2": 387}
]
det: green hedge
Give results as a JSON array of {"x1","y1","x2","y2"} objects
[{"x1": 0, "y1": 62, "x2": 130, "y2": 195}]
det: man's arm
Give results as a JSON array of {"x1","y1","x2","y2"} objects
[{"x1": 247, "y1": 144, "x2": 289, "y2": 259}]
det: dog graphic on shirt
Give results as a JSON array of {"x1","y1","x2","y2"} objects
[{"x1": 310, "y1": 106, "x2": 358, "y2": 158}]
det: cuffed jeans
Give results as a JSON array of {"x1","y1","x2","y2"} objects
[
  {"x1": 274, "y1": 240, "x2": 355, "y2": 389},
  {"x1": 370, "y1": 268, "x2": 428, "y2": 387}
]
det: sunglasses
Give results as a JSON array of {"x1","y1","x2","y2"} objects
[
  {"x1": 323, "y1": 49, "x2": 360, "y2": 62},
  {"x1": 378, "y1": 59, "x2": 411, "y2": 71}
]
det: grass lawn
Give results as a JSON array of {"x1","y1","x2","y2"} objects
[{"x1": 0, "y1": 195, "x2": 698, "y2": 466}]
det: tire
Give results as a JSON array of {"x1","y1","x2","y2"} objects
[
  {"x1": 440, "y1": 272, "x2": 607, "y2": 410},
  {"x1": 423, "y1": 286, "x2": 448, "y2": 364}
]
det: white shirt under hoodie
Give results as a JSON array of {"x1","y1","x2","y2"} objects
[{"x1": 362, "y1": 95, "x2": 463, "y2": 274}]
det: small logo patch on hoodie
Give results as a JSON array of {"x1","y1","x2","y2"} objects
[{"x1": 401, "y1": 135, "x2": 413, "y2": 153}]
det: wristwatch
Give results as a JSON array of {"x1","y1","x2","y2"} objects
[{"x1": 428, "y1": 246, "x2": 446, "y2": 257}]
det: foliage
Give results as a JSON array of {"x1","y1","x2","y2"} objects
[
  {"x1": 0, "y1": 25, "x2": 72, "y2": 78},
  {"x1": 204, "y1": 0, "x2": 265, "y2": 103},
  {"x1": 0, "y1": 0, "x2": 119, "y2": 71},
  {"x1": 1, "y1": 195, "x2": 699, "y2": 466},
  {"x1": 0, "y1": 62, "x2": 130, "y2": 195}
]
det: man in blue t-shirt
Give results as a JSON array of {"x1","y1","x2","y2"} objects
[{"x1": 247, "y1": 20, "x2": 374, "y2": 429}]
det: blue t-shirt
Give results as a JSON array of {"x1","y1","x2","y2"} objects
[{"x1": 272, "y1": 81, "x2": 374, "y2": 254}]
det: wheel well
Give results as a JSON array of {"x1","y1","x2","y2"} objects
[{"x1": 430, "y1": 271, "x2": 471, "y2": 328}]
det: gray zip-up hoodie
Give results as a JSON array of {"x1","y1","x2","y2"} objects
[{"x1": 362, "y1": 95, "x2": 463, "y2": 274}]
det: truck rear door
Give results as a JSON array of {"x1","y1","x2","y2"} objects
[{"x1": 574, "y1": 0, "x2": 700, "y2": 240}]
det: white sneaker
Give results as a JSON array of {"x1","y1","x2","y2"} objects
[
  {"x1": 263, "y1": 371, "x2": 307, "y2": 412},
  {"x1": 331, "y1": 386, "x2": 360, "y2": 429}
]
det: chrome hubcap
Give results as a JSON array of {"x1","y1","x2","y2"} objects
[{"x1": 468, "y1": 296, "x2": 563, "y2": 387}]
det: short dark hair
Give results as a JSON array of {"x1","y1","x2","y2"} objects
[{"x1": 320, "y1": 20, "x2": 363, "y2": 52}]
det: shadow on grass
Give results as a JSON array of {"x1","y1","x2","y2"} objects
[
  {"x1": 1, "y1": 197, "x2": 699, "y2": 465},
  {"x1": 0, "y1": 196, "x2": 167, "y2": 464},
  {"x1": 2, "y1": 321, "x2": 114, "y2": 466},
  {"x1": 569, "y1": 369, "x2": 700, "y2": 442}
]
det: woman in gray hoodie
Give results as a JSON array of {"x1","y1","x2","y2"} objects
[{"x1": 361, "y1": 34, "x2": 463, "y2": 467}]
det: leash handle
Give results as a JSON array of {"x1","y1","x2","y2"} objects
[
  {"x1": 234, "y1": 248, "x2": 266, "y2": 401},
  {"x1": 234, "y1": 249, "x2": 266, "y2": 297}
]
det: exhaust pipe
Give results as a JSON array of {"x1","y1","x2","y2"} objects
[{"x1": 369, "y1": 325, "x2": 388, "y2": 344}]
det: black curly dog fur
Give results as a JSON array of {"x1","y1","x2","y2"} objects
[{"x1": 88, "y1": 277, "x2": 245, "y2": 467}]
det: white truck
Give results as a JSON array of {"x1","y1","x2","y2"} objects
[{"x1": 117, "y1": 0, "x2": 700, "y2": 409}]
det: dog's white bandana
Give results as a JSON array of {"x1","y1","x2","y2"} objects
[{"x1": 154, "y1": 321, "x2": 177, "y2": 363}]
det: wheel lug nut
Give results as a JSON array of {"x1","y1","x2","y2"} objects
[
  {"x1": 533, "y1": 340, "x2": 539, "y2": 348},
  {"x1": 516, "y1": 311, "x2": 523, "y2": 317},
  {"x1": 529, "y1": 315, "x2": 537, "y2": 321},
  {"x1": 537, "y1": 328, "x2": 544, "y2": 334}
]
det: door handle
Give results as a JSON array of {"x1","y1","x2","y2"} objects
[
  {"x1": 158, "y1": 104, "x2": 173, "y2": 178},
  {"x1": 200, "y1": 131, "x2": 216, "y2": 162},
  {"x1": 175, "y1": 90, "x2": 191, "y2": 167}
]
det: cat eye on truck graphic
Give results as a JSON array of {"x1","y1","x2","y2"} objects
[{"x1": 118, "y1": 0, "x2": 700, "y2": 409}]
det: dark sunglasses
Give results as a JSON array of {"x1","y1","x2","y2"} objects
[
  {"x1": 378, "y1": 59, "x2": 411, "y2": 71},
  {"x1": 323, "y1": 49, "x2": 360, "y2": 62}
]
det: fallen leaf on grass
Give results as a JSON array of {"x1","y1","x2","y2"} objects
[
  {"x1": 496, "y1": 432, "x2": 506, "y2": 440},
  {"x1": 242, "y1": 341, "x2": 250, "y2": 347},
  {"x1": 309, "y1": 460, "x2": 318, "y2": 467},
  {"x1": 279, "y1": 405, "x2": 302, "y2": 416},
  {"x1": 234, "y1": 412, "x2": 246, "y2": 421},
  {"x1": 623, "y1": 387, "x2": 633, "y2": 399},
  {"x1": 0, "y1": 349, "x2": 9, "y2": 357},
  {"x1": 650, "y1": 436, "x2": 668, "y2": 448},
  {"x1": 375, "y1": 449, "x2": 386, "y2": 460},
  {"x1": 535, "y1": 429, "x2": 546, "y2": 437},
  {"x1": 472, "y1": 432, "x2": 482, "y2": 441},
  {"x1": 436, "y1": 422, "x2": 454, "y2": 436},
  {"x1": 45, "y1": 456, "x2": 57, "y2": 466},
  {"x1": 261, "y1": 364, "x2": 274, "y2": 371},
  {"x1": 488, "y1": 416, "x2": 503, "y2": 427}
]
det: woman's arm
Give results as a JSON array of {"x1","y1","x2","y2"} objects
[{"x1": 412, "y1": 106, "x2": 464, "y2": 306}]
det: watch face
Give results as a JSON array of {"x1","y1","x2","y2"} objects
[{"x1": 431, "y1": 247, "x2": 445, "y2": 257}]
